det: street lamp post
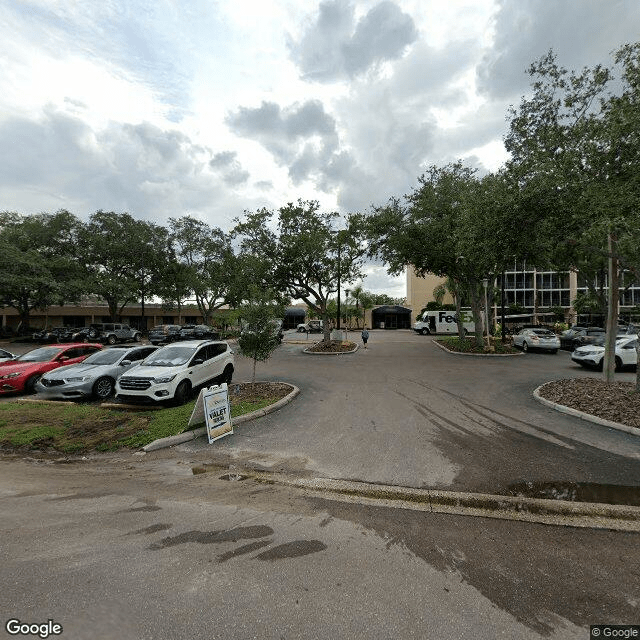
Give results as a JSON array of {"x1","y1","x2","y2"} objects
[
  {"x1": 501, "y1": 270, "x2": 506, "y2": 343},
  {"x1": 482, "y1": 278, "x2": 490, "y2": 347},
  {"x1": 336, "y1": 234, "x2": 341, "y2": 333}
]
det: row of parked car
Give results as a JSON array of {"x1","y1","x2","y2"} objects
[
  {"x1": 0, "y1": 339, "x2": 235, "y2": 404},
  {"x1": 30, "y1": 322, "x2": 224, "y2": 346},
  {"x1": 511, "y1": 325, "x2": 638, "y2": 371}
]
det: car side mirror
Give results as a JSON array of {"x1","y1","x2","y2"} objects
[{"x1": 120, "y1": 360, "x2": 132, "y2": 366}]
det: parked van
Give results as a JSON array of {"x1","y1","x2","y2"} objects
[{"x1": 413, "y1": 310, "x2": 477, "y2": 335}]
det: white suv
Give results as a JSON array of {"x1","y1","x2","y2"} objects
[{"x1": 115, "y1": 340, "x2": 234, "y2": 404}]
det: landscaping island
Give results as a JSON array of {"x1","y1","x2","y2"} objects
[
  {"x1": 0, "y1": 382, "x2": 293, "y2": 455},
  {"x1": 434, "y1": 336, "x2": 520, "y2": 355}
]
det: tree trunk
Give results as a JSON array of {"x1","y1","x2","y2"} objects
[
  {"x1": 603, "y1": 232, "x2": 619, "y2": 383},
  {"x1": 322, "y1": 310, "x2": 331, "y2": 343},
  {"x1": 106, "y1": 298, "x2": 118, "y2": 322}
]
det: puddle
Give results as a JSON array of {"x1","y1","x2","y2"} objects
[
  {"x1": 507, "y1": 481, "x2": 640, "y2": 506},
  {"x1": 219, "y1": 473, "x2": 249, "y2": 481}
]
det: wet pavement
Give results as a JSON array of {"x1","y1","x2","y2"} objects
[
  {"x1": 176, "y1": 329, "x2": 640, "y2": 500},
  {"x1": 2, "y1": 331, "x2": 640, "y2": 638}
]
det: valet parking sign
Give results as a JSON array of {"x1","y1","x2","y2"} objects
[{"x1": 189, "y1": 383, "x2": 233, "y2": 443}]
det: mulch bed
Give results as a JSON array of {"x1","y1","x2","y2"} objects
[
  {"x1": 537, "y1": 378, "x2": 640, "y2": 428},
  {"x1": 305, "y1": 340, "x2": 357, "y2": 353},
  {"x1": 229, "y1": 382, "x2": 292, "y2": 404}
]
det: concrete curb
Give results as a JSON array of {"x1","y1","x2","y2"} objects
[
  {"x1": 432, "y1": 339, "x2": 524, "y2": 357},
  {"x1": 142, "y1": 383, "x2": 300, "y2": 452},
  {"x1": 533, "y1": 384, "x2": 640, "y2": 437},
  {"x1": 288, "y1": 477, "x2": 640, "y2": 531}
]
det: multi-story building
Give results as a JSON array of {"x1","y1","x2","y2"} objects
[{"x1": 407, "y1": 261, "x2": 640, "y2": 326}]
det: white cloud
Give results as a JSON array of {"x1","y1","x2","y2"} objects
[{"x1": 0, "y1": 0, "x2": 638, "y2": 294}]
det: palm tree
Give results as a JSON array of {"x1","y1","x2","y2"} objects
[{"x1": 349, "y1": 284, "x2": 365, "y2": 329}]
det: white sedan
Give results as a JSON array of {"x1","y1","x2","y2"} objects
[
  {"x1": 512, "y1": 328, "x2": 560, "y2": 353},
  {"x1": 571, "y1": 335, "x2": 638, "y2": 371}
]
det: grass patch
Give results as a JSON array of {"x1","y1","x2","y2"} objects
[
  {"x1": 0, "y1": 386, "x2": 290, "y2": 454},
  {"x1": 435, "y1": 336, "x2": 519, "y2": 354}
]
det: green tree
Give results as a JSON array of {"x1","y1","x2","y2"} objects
[
  {"x1": 237, "y1": 288, "x2": 284, "y2": 384},
  {"x1": 157, "y1": 260, "x2": 195, "y2": 325},
  {"x1": 348, "y1": 283, "x2": 365, "y2": 329},
  {"x1": 79, "y1": 211, "x2": 167, "y2": 322},
  {"x1": 234, "y1": 200, "x2": 366, "y2": 343},
  {"x1": 505, "y1": 44, "x2": 640, "y2": 381},
  {"x1": 367, "y1": 164, "x2": 502, "y2": 346},
  {"x1": 0, "y1": 210, "x2": 85, "y2": 329},
  {"x1": 169, "y1": 216, "x2": 242, "y2": 325}
]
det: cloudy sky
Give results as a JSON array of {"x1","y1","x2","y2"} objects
[{"x1": 1, "y1": 0, "x2": 639, "y2": 296}]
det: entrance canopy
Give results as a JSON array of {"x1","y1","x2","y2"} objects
[{"x1": 371, "y1": 305, "x2": 411, "y2": 329}]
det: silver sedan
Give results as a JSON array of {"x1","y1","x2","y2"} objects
[
  {"x1": 512, "y1": 328, "x2": 560, "y2": 353},
  {"x1": 0, "y1": 348, "x2": 16, "y2": 362},
  {"x1": 35, "y1": 345, "x2": 157, "y2": 401}
]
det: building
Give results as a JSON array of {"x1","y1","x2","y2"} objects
[{"x1": 406, "y1": 261, "x2": 640, "y2": 326}]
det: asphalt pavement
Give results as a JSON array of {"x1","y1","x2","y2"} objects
[
  {"x1": 2, "y1": 330, "x2": 640, "y2": 639},
  {"x1": 177, "y1": 329, "x2": 640, "y2": 496}
]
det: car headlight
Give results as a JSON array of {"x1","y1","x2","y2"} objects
[
  {"x1": 153, "y1": 374, "x2": 177, "y2": 384},
  {"x1": 0, "y1": 372, "x2": 22, "y2": 380},
  {"x1": 64, "y1": 376, "x2": 88, "y2": 383}
]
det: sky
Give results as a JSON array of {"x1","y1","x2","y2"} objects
[{"x1": 1, "y1": 0, "x2": 639, "y2": 297}]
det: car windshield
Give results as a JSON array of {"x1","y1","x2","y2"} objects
[
  {"x1": 142, "y1": 346, "x2": 195, "y2": 367},
  {"x1": 81, "y1": 350, "x2": 123, "y2": 365},
  {"x1": 591, "y1": 336, "x2": 628, "y2": 347},
  {"x1": 16, "y1": 347, "x2": 63, "y2": 362}
]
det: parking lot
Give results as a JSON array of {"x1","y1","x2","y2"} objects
[{"x1": 168, "y1": 328, "x2": 640, "y2": 495}]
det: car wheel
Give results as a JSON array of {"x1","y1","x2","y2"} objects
[
  {"x1": 173, "y1": 380, "x2": 191, "y2": 406},
  {"x1": 615, "y1": 356, "x2": 623, "y2": 372},
  {"x1": 420, "y1": 328, "x2": 429, "y2": 335},
  {"x1": 219, "y1": 365, "x2": 233, "y2": 385},
  {"x1": 134, "y1": 333, "x2": 142, "y2": 342},
  {"x1": 107, "y1": 335, "x2": 117, "y2": 345},
  {"x1": 93, "y1": 376, "x2": 114, "y2": 400},
  {"x1": 522, "y1": 341, "x2": 528, "y2": 352},
  {"x1": 25, "y1": 375, "x2": 41, "y2": 394},
  {"x1": 88, "y1": 328, "x2": 98, "y2": 339}
]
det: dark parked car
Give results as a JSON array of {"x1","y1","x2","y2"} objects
[
  {"x1": 32, "y1": 327, "x2": 71, "y2": 343},
  {"x1": 559, "y1": 327, "x2": 605, "y2": 351},
  {"x1": 178, "y1": 324, "x2": 220, "y2": 341},
  {"x1": 148, "y1": 324, "x2": 183, "y2": 345}
]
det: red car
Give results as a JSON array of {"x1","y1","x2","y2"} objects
[{"x1": 0, "y1": 343, "x2": 102, "y2": 395}]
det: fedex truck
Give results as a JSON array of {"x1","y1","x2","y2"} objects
[{"x1": 413, "y1": 309, "x2": 478, "y2": 335}]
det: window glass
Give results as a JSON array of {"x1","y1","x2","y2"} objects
[
  {"x1": 82, "y1": 350, "x2": 122, "y2": 365},
  {"x1": 191, "y1": 347, "x2": 208, "y2": 364},
  {"x1": 62, "y1": 348, "x2": 84, "y2": 359},
  {"x1": 208, "y1": 344, "x2": 227, "y2": 358},
  {"x1": 144, "y1": 346, "x2": 195, "y2": 366},
  {"x1": 17, "y1": 347, "x2": 63, "y2": 362}
]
